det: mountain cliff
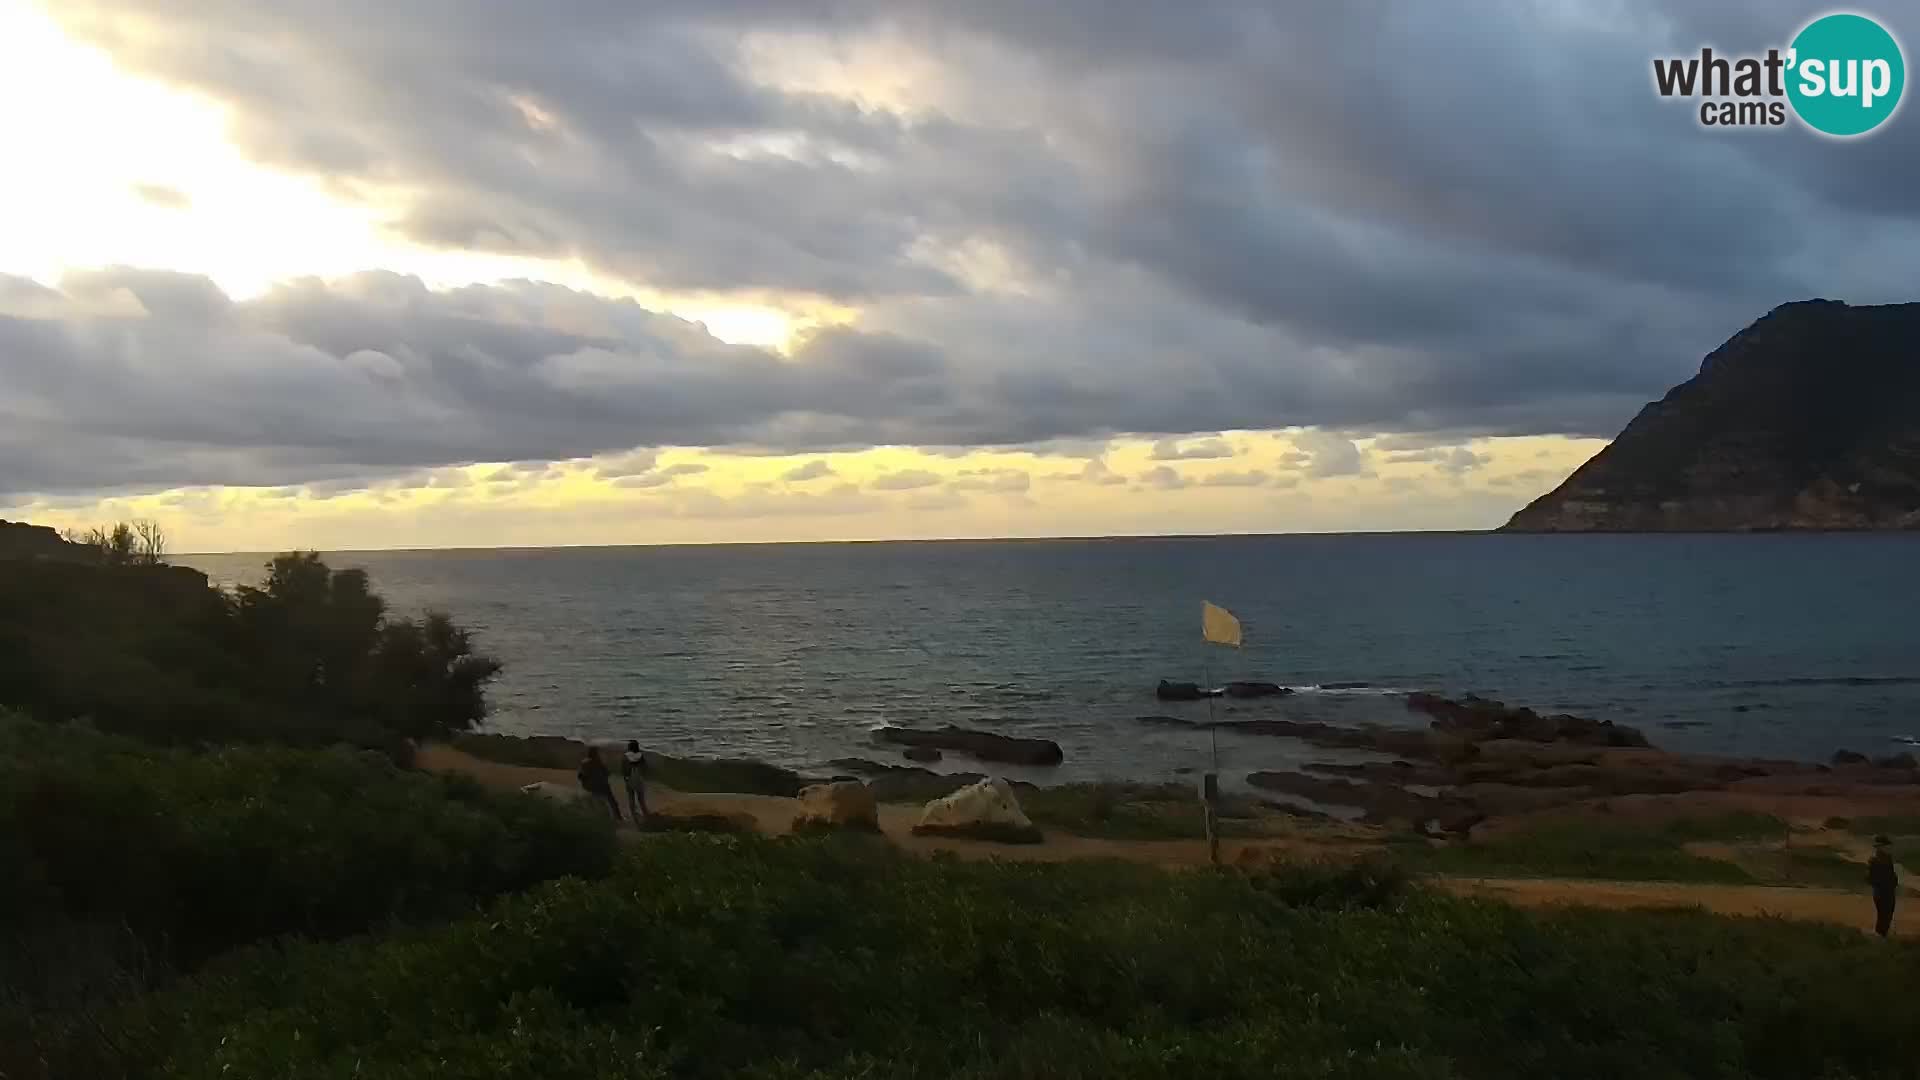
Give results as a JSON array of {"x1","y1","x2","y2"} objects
[{"x1": 1503, "y1": 300, "x2": 1920, "y2": 532}]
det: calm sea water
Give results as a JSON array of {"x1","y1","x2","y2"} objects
[{"x1": 186, "y1": 534, "x2": 1920, "y2": 786}]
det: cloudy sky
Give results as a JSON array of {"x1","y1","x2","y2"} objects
[{"x1": 1, "y1": 1, "x2": 1912, "y2": 550}]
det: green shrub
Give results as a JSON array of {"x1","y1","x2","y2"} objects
[
  {"x1": 0, "y1": 548, "x2": 501, "y2": 748},
  {"x1": 61, "y1": 834, "x2": 1920, "y2": 1080},
  {"x1": 0, "y1": 717, "x2": 615, "y2": 969}
]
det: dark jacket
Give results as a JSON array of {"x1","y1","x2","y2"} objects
[
  {"x1": 621, "y1": 751, "x2": 648, "y2": 784},
  {"x1": 1868, "y1": 852, "x2": 1898, "y2": 894},
  {"x1": 577, "y1": 754, "x2": 612, "y2": 793}
]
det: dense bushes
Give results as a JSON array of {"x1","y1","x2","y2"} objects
[
  {"x1": 57, "y1": 833, "x2": 1920, "y2": 1079},
  {"x1": 0, "y1": 717, "x2": 615, "y2": 968},
  {"x1": 0, "y1": 715, "x2": 617, "y2": 1077},
  {"x1": 0, "y1": 543, "x2": 501, "y2": 747}
]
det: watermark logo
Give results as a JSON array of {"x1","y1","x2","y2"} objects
[{"x1": 1652, "y1": 11, "x2": 1905, "y2": 136}]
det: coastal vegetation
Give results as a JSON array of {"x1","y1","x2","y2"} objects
[
  {"x1": 24, "y1": 832, "x2": 1920, "y2": 1080},
  {"x1": 0, "y1": 523, "x2": 501, "y2": 750},
  {"x1": 0, "y1": 714, "x2": 616, "y2": 1077}
]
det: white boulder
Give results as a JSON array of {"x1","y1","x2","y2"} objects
[
  {"x1": 914, "y1": 777, "x2": 1036, "y2": 838},
  {"x1": 794, "y1": 780, "x2": 880, "y2": 830}
]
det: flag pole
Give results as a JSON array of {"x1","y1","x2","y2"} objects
[
  {"x1": 1202, "y1": 626, "x2": 1219, "y2": 866},
  {"x1": 1198, "y1": 601, "x2": 1239, "y2": 868}
]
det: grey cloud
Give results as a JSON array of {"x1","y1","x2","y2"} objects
[
  {"x1": 869, "y1": 468, "x2": 942, "y2": 491},
  {"x1": 1078, "y1": 458, "x2": 1127, "y2": 486},
  {"x1": 948, "y1": 468, "x2": 1030, "y2": 494},
  {"x1": 1198, "y1": 469, "x2": 1268, "y2": 488},
  {"x1": 1383, "y1": 446, "x2": 1488, "y2": 474},
  {"x1": 1139, "y1": 465, "x2": 1186, "y2": 491},
  {"x1": 1290, "y1": 431, "x2": 1369, "y2": 479},
  {"x1": 611, "y1": 463, "x2": 709, "y2": 489},
  {"x1": 1149, "y1": 437, "x2": 1233, "y2": 461},
  {"x1": 594, "y1": 450, "x2": 660, "y2": 479},
  {"x1": 19, "y1": 1, "x2": 1920, "y2": 500},
  {"x1": 780, "y1": 459, "x2": 836, "y2": 482}
]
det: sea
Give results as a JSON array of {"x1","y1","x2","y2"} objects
[{"x1": 185, "y1": 533, "x2": 1920, "y2": 789}]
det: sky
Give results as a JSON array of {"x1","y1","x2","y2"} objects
[{"x1": 0, "y1": 1, "x2": 1914, "y2": 551}]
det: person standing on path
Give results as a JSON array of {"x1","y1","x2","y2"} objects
[
  {"x1": 621, "y1": 739, "x2": 651, "y2": 822},
  {"x1": 1867, "y1": 835, "x2": 1898, "y2": 938},
  {"x1": 577, "y1": 746, "x2": 622, "y2": 822}
]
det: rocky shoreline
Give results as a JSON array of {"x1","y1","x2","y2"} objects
[
  {"x1": 1141, "y1": 689, "x2": 1920, "y2": 832},
  {"x1": 455, "y1": 686, "x2": 1920, "y2": 837}
]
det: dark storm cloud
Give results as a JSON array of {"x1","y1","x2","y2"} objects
[{"x1": 20, "y1": 0, "x2": 1920, "y2": 496}]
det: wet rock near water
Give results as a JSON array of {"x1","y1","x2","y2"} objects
[
  {"x1": 1247, "y1": 770, "x2": 1481, "y2": 833},
  {"x1": 1225, "y1": 681, "x2": 1291, "y2": 699},
  {"x1": 875, "y1": 725, "x2": 1064, "y2": 767},
  {"x1": 1155, "y1": 680, "x2": 1215, "y2": 701},
  {"x1": 1155, "y1": 679, "x2": 1293, "y2": 701},
  {"x1": 1406, "y1": 691, "x2": 1652, "y2": 748}
]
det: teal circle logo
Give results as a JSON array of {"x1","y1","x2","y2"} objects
[{"x1": 1787, "y1": 13, "x2": 1905, "y2": 136}]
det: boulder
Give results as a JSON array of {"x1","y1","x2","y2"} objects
[
  {"x1": 793, "y1": 780, "x2": 879, "y2": 831},
  {"x1": 876, "y1": 725, "x2": 1064, "y2": 766},
  {"x1": 1874, "y1": 752, "x2": 1920, "y2": 770},
  {"x1": 1406, "y1": 691, "x2": 1650, "y2": 749},
  {"x1": 1832, "y1": 749, "x2": 1871, "y2": 766},
  {"x1": 903, "y1": 746, "x2": 943, "y2": 763},
  {"x1": 912, "y1": 778, "x2": 1042, "y2": 843},
  {"x1": 1155, "y1": 680, "x2": 1216, "y2": 701},
  {"x1": 1224, "y1": 680, "x2": 1290, "y2": 699}
]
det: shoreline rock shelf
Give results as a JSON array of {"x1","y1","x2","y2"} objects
[
  {"x1": 874, "y1": 725, "x2": 1064, "y2": 766},
  {"x1": 1405, "y1": 691, "x2": 1651, "y2": 748}
]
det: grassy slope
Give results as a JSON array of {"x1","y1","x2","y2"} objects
[
  {"x1": 1396, "y1": 813, "x2": 1789, "y2": 884},
  {"x1": 94, "y1": 834, "x2": 1920, "y2": 1080}
]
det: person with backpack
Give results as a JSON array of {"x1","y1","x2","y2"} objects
[
  {"x1": 621, "y1": 739, "x2": 651, "y2": 822},
  {"x1": 577, "y1": 745, "x2": 622, "y2": 822}
]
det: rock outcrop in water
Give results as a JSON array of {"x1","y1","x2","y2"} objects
[
  {"x1": 1504, "y1": 300, "x2": 1920, "y2": 532},
  {"x1": 1405, "y1": 692, "x2": 1650, "y2": 748},
  {"x1": 874, "y1": 725, "x2": 1065, "y2": 767}
]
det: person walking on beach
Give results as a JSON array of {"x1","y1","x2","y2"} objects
[
  {"x1": 621, "y1": 739, "x2": 651, "y2": 821},
  {"x1": 577, "y1": 746, "x2": 622, "y2": 822},
  {"x1": 1868, "y1": 835, "x2": 1898, "y2": 938}
]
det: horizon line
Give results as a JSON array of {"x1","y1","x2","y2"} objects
[{"x1": 179, "y1": 525, "x2": 1507, "y2": 557}]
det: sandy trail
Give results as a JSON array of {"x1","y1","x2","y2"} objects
[{"x1": 419, "y1": 744, "x2": 1906, "y2": 936}]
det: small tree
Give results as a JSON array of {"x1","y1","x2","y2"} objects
[
  {"x1": 79, "y1": 520, "x2": 167, "y2": 566},
  {"x1": 132, "y1": 520, "x2": 167, "y2": 565},
  {"x1": 234, "y1": 552, "x2": 501, "y2": 737}
]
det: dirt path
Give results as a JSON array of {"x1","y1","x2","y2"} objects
[
  {"x1": 418, "y1": 743, "x2": 1363, "y2": 867},
  {"x1": 420, "y1": 743, "x2": 1904, "y2": 936}
]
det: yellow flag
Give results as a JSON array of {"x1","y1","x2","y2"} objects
[{"x1": 1201, "y1": 601, "x2": 1241, "y2": 647}]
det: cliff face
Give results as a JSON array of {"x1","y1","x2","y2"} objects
[
  {"x1": 1503, "y1": 300, "x2": 1920, "y2": 532},
  {"x1": 0, "y1": 519, "x2": 90, "y2": 561}
]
